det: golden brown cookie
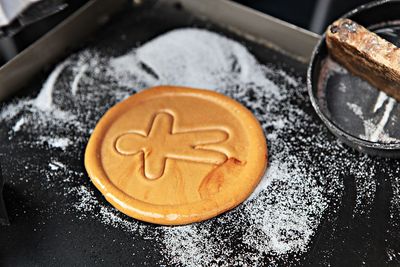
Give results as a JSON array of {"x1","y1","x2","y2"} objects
[{"x1": 85, "y1": 86, "x2": 267, "y2": 225}]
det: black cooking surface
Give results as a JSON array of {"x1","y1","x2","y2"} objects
[{"x1": 0, "y1": 2, "x2": 399, "y2": 266}]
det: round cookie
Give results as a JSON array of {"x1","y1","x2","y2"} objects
[{"x1": 85, "y1": 86, "x2": 267, "y2": 225}]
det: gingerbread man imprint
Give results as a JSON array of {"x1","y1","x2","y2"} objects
[{"x1": 115, "y1": 112, "x2": 229, "y2": 179}]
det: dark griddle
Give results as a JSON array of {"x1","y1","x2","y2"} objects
[{"x1": 0, "y1": 1, "x2": 399, "y2": 266}]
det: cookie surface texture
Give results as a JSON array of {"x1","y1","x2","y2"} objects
[{"x1": 85, "y1": 86, "x2": 267, "y2": 225}]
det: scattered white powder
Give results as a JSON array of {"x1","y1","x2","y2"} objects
[
  {"x1": 71, "y1": 186, "x2": 98, "y2": 213},
  {"x1": 321, "y1": 57, "x2": 400, "y2": 143},
  {"x1": 245, "y1": 162, "x2": 326, "y2": 254},
  {"x1": 338, "y1": 82, "x2": 347, "y2": 93},
  {"x1": 373, "y1": 91, "x2": 388, "y2": 113},
  {"x1": 1, "y1": 28, "x2": 397, "y2": 265},
  {"x1": 369, "y1": 98, "x2": 396, "y2": 142},
  {"x1": 34, "y1": 62, "x2": 68, "y2": 111},
  {"x1": 70, "y1": 186, "x2": 142, "y2": 234},
  {"x1": 109, "y1": 29, "x2": 280, "y2": 99},
  {"x1": 362, "y1": 120, "x2": 397, "y2": 144},
  {"x1": 247, "y1": 163, "x2": 275, "y2": 202},
  {"x1": 276, "y1": 69, "x2": 300, "y2": 87},
  {"x1": 47, "y1": 137, "x2": 72, "y2": 150},
  {"x1": 347, "y1": 103, "x2": 363, "y2": 118},
  {"x1": 12, "y1": 116, "x2": 25, "y2": 132},
  {"x1": 0, "y1": 61, "x2": 80, "y2": 149},
  {"x1": 344, "y1": 90, "x2": 393, "y2": 143},
  {"x1": 37, "y1": 136, "x2": 72, "y2": 150},
  {"x1": 358, "y1": 97, "x2": 398, "y2": 143},
  {"x1": 0, "y1": 101, "x2": 26, "y2": 121},
  {"x1": 71, "y1": 63, "x2": 88, "y2": 96},
  {"x1": 49, "y1": 160, "x2": 66, "y2": 171}
]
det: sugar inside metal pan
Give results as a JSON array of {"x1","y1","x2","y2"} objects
[{"x1": 308, "y1": 0, "x2": 400, "y2": 157}]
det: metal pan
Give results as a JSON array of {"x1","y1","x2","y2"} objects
[{"x1": 307, "y1": 0, "x2": 400, "y2": 158}]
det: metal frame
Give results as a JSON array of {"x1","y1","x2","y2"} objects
[
  {"x1": 0, "y1": 0, "x2": 320, "y2": 102},
  {"x1": 177, "y1": 0, "x2": 320, "y2": 62},
  {"x1": 0, "y1": 0, "x2": 125, "y2": 101}
]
